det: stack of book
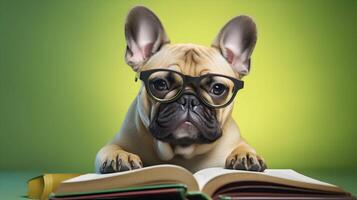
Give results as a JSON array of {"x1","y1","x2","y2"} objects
[{"x1": 28, "y1": 165, "x2": 355, "y2": 200}]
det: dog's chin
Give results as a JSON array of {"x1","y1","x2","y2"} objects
[
  {"x1": 165, "y1": 121, "x2": 199, "y2": 159},
  {"x1": 170, "y1": 121, "x2": 199, "y2": 146},
  {"x1": 150, "y1": 115, "x2": 222, "y2": 146},
  {"x1": 151, "y1": 120, "x2": 221, "y2": 159}
]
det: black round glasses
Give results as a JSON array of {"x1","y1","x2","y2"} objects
[{"x1": 138, "y1": 69, "x2": 244, "y2": 108}]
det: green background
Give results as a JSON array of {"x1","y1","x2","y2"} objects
[{"x1": 1, "y1": 0, "x2": 357, "y2": 197}]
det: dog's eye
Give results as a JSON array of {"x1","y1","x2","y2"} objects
[
  {"x1": 152, "y1": 79, "x2": 169, "y2": 91},
  {"x1": 210, "y1": 83, "x2": 227, "y2": 96}
]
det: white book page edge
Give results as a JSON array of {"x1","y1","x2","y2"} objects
[
  {"x1": 193, "y1": 168, "x2": 335, "y2": 191},
  {"x1": 63, "y1": 165, "x2": 187, "y2": 183}
]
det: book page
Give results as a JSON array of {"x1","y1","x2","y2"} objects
[
  {"x1": 193, "y1": 168, "x2": 335, "y2": 191},
  {"x1": 63, "y1": 165, "x2": 179, "y2": 183},
  {"x1": 264, "y1": 169, "x2": 335, "y2": 187},
  {"x1": 63, "y1": 171, "x2": 130, "y2": 183},
  {"x1": 55, "y1": 165, "x2": 200, "y2": 195}
]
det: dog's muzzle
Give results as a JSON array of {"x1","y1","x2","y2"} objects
[{"x1": 149, "y1": 93, "x2": 222, "y2": 146}]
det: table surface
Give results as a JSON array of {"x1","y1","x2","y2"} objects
[{"x1": 1, "y1": 170, "x2": 356, "y2": 199}]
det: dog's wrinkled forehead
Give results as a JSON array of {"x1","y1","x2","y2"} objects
[{"x1": 141, "y1": 44, "x2": 237, "y2": 78}]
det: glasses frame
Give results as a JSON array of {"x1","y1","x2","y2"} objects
[{"x1": 139, "y1": 69, "x2": 244, "y2": 108}]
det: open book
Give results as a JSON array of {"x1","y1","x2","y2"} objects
[{"x1": 28, "y1": 165, "x2": 354, "y2": 200}]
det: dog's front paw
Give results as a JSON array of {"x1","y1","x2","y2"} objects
[
  {"x1": 99, "y1": 149, "x2": 143, "y2": 174},
  {"x1": 225, "y1": 149, "x2": 267, "y2": 172}
]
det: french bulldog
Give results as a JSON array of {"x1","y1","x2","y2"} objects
[{"x1": 95, "y1": 6, "x2": 267, "y2": 173}]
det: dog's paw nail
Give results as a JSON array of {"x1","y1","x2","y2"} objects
[
  {"x1": 130, "y1": 160, "x2": 141, "y2": 169},
  {"x1": 129, "y1": 154, "x2": 143, "y2": 169},
  {"x1": 101, "y1": 160, "x2": 107, "y2": 170},
  {"x1": 120, "y1": 163, "x2": 131, "y2": 171},
  {"x1": 130, "y1": 159, "x2": 142, "y2": 169},
  {"x1": 100, "y1": 160, "x2": 116, "y2": 174},
  {"x1": 249, "y1": 163, "x2": 260, "y2": 171},
  {"x1": 258, "y1": 158, "x2": 267, "y2": 171},
  {"x1": 229, "y1": 159, "x2": 235, "y2": 168}
]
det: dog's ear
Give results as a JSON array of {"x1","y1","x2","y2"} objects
[
  {"x1": 212, "y1": 16, "x2": 257, "y2": 76},
  {"x1": 125, "y1": 6, "x2": 170, "y2": 71}
]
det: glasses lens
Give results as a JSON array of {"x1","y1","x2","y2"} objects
[
  {"x1": 147, "y1": 70, "x2": 184, "y2": 101},
  {"x1": 199, "y1": 75, "x2": 235, "y2": 107}
]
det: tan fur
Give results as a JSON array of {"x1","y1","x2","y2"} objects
[{"x1": 95, "y1": 43, "x2": 265, "y2": 173}]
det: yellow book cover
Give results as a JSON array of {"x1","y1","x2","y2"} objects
[{"x1": 27, "y1": 173, "x2": 81, "y2": 200}]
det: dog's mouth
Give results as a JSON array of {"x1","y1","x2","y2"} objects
[
  {"x1": 165, "y1": 121, "x2": 199, "y2": 147},
  {"x1": 149, "y1": 94, "x2": 222, "y2": 146}
]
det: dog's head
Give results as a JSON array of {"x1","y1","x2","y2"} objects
[{"x1": 124, "y1": 6, "x2": 257, "y2": 160}]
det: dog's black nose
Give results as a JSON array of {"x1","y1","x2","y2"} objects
[{"x1": 177, "y1": 94, "x2": 200, "y2": 108}]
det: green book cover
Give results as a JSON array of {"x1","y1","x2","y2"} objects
[
  {"x1": 50, "y1": 183, "x2": 186, "y2": 198},
  {"x1": 50, "y1": 184, "x2": 212, "y2": 200},
  {"x1": 186, "y1": 191, "x2": 212, "y2": 200}
]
